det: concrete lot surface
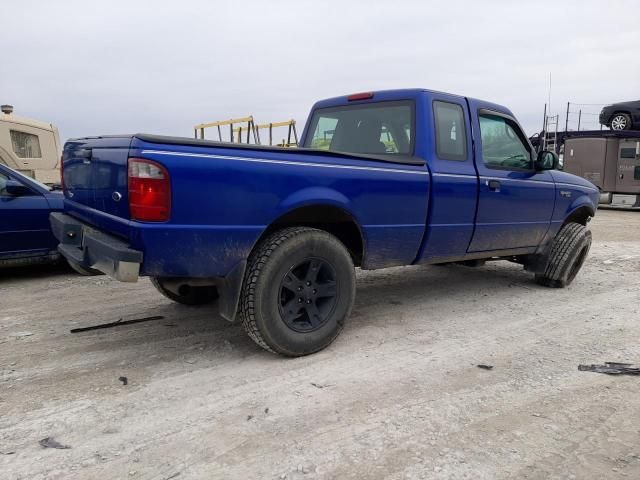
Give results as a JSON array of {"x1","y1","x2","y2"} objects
[{"x1": 1, "y1": 210, "x2": 639, "y2": 479}]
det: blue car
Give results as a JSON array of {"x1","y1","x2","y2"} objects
[{"x1": 0, "y1": 163, "x2": 64, "y2": 267}]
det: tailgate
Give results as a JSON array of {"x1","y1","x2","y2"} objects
[{"x1": 63, "y1": 136, "x2": 133, "y2": 239}]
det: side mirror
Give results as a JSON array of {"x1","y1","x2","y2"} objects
[
  {"x1": 535, "y1": 150, "x2": 559, "y2": 171},
  {"x1": 4, "y1": 179, "x2": 32, "y2": 196}
]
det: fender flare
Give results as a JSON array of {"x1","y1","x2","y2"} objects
[{"x1": 563, "y1": 196, "x2": 596, "y2": 226}]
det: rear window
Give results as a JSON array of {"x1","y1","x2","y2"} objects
[
  {"x1": 304, "y1": 101, "x2": 414, "y2": 156},
  {"x1": 10, "y1": 130, "x2": 42, "y2": 158}
]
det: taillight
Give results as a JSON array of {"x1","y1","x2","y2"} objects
[{"x1": 128, "y1": 158, "x2": 171, "y2": 222}]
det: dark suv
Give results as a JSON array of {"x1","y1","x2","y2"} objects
[{"x1": 599, "y1": 100, "x2": 640, "y2": 130}]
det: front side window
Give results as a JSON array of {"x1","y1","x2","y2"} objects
[
  {"x1": 433, "y1": 101, "x2": 467, "y2": 161},
  {"x1": 635, "y1": 166, "x2": 640, "y2": 180},
  {"x1": 305, "y1": 101, "x2": 413, "y2": 155},
  {"x1": 479, "y1": 114, "x2": 532, "y2": 170},
  {"x1": 10, "y1": 130, "x2": 42, "y2": 158}
]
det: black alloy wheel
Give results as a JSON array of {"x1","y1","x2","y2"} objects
[{"x1": 278, "y1": 257, "x2": 338, "y2": 333}]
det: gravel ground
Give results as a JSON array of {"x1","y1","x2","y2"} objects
[{"x1": 1, "y1": 209, "x2": 639, "y2": 480}]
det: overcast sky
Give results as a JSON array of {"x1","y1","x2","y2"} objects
[{"x1": 2, "y1": 0, "x2": 639, "y2": 142}]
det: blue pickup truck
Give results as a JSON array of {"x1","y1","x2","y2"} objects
[{"x1": 50, "y1": 89, "x2": 599, "y2": 356}]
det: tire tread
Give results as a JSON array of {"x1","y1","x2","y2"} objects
[
  {"x1": 239, "y1": 227, "x2": 318, "y2": 354},
  {"x1": 535, "y1": 222, "x2": 591, "y2": 287}
]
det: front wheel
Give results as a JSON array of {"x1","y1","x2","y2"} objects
[
  {"x1": 535, "y1": 222, "x2": 592, "y2": 288},
  {"x1": 239, "y1": 227, "x2": 356, "y2": 356},
  {"x1": 610, "y1": 113, "x2": 631, "y2": 131}
]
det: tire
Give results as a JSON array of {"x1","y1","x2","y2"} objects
[
  {"x1": 150, "y1": 277, "x2": 218, "y2": 305},
  {"x1": 67, "y1": 259, "x2": 104, "y2": 276},
  {"x1": 239, "y1": 227, "x2": 356, "y2": 357},
  {"x1": 535, "y1": 222, "x2": 592, "y2": 288},
  {"x1": 610, "y1": 113, "x2": 631, "y2": 131}
]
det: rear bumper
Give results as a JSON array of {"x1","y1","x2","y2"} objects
[{"x1": 50, "y1": 212, "x2": 143, "y2": 282}]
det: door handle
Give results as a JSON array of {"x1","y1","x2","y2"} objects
[{"x1": 487, "y1": 179, "x2": 501, "y2": 192}]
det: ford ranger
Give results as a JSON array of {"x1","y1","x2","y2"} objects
[{"x1": 50, "y1": 89, "x2": 599, "y2": 356}]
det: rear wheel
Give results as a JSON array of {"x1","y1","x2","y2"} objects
[
  {"x1": 150, "y1": 277, "x2": 218, "y2": 305},
  {"x1": 610, "y1": 113, "x2": 631, "y2": 131},
  {"x1": 239, "y1": 227, "x2": 355, "y2": 356},
  {"x1": 535, "y1": 222, "x2": 592, "y2": 288}
]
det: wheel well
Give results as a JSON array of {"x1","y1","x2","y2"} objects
[
  {"x1": 261, "y1": 205, "x2": 365, "y2": 266},
  {"x1": 563, "y1": 206, "x2": 593, "y2": 226},
  {"x1": 609, "y1": 110, "x2": 631, "y2": 122}
]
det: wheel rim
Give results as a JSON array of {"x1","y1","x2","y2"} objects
[
  {"x1": 278, "y1": 257, "x2": 338, "y2": 333},
  {"x1": 611, "y1": 115, "x2": 627, "y2": 130},
  {"x1": 567, "y1": 245, "x2": 589, "y2": 283}
]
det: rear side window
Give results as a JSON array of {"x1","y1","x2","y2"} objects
[
  {"x1": 305, "y1": 101, "x2": 413, "y2": 155},
  {"x1": 10, "y1": 130, "x2": 42, "y2": 158},
  {"x1": 433, "y1": 101, "x2": 467, "y2": 161}
]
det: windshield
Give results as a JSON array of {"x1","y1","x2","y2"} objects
[
  {"x1": 304, "y1": 101, "x2": 414, "y2": 156},
  {"x1": 8, "y1": 167, "x2": 52, "y2": 191}
]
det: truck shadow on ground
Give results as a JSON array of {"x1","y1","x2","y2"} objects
[
  {"x1": 0, "y1": 261, "x2": 76, "y2": 283},
  {"x1": 61, "y1": 262, "x2": 541, "y2": 366}
]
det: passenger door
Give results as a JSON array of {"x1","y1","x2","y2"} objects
[
  {"x1": 468, "y1": 107, "x2": 555, "y2": 252},
  {"x1": 419, "y1": 93, "x2": 478, "y2": 261},
  {"x1": 0, "y1": 171, "x2": 55, "y2": 258}
]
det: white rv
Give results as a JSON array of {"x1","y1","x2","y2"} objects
[{"x1": 0, "y1": 104, "x2": 61, "y2": 184}]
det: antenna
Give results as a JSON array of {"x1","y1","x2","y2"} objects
[{"x1": 547, "y1": 72, "x2": 552, "y2": 116}]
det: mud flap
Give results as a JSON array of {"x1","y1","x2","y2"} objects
[
  {"x1": 523, "y1": 233, "x2": 555, "y2": 274},
  {"x1": 522, "y1": 252, "x2": 549, "y2": 274},
  {"x1": 217, "y1": 260, "x2": 247, "y2": 323}
]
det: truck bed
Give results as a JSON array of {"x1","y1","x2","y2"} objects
[{"x1": 62, "y1": 133, "x2": 431, "y2": 278}]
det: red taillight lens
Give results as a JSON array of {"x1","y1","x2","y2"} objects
[
  {"x1": 128, "y1": 158, "x2": 171, "y2": 222},
  {"x1": 347, "y1": 92, "x2": 374, "y2": 101}
]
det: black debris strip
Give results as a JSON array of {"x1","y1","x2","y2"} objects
[
  {"x1": 578, "y1": 362, "x2": 640, "y2": 375},
  {"x1": 70, "y1": 316, "x2": 165, "y2": 333}
]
